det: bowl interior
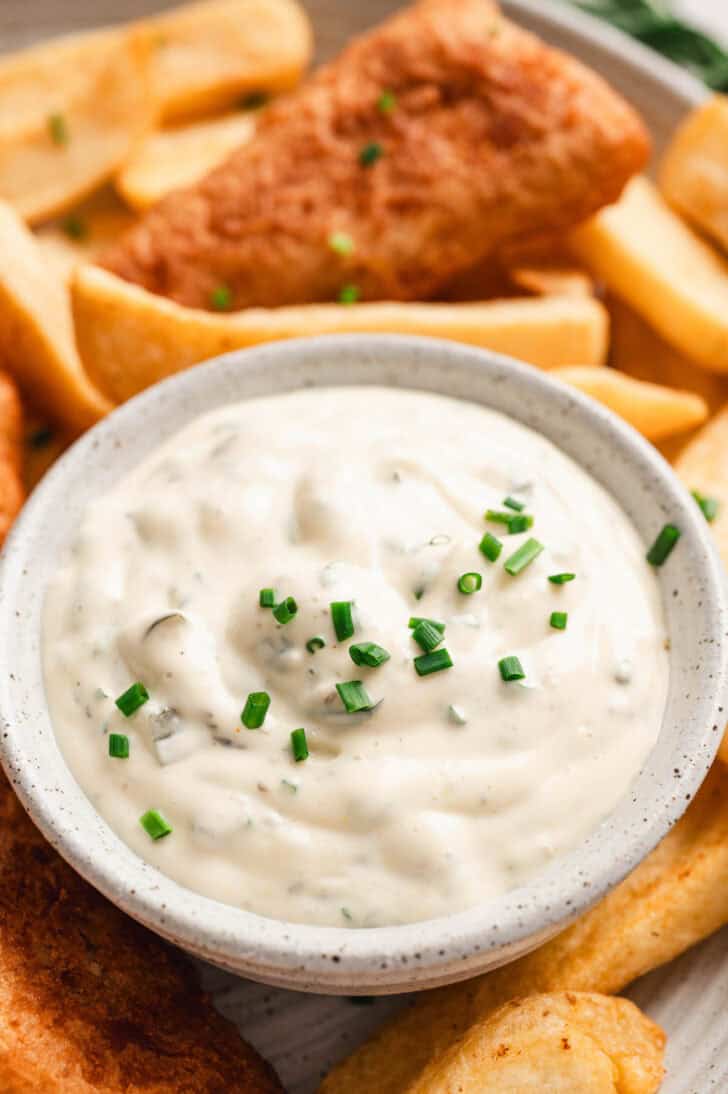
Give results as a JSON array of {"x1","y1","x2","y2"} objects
[{"x1": 1, "y1": 336, "x2": 726, "y2": 994}]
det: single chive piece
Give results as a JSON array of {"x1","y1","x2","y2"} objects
[
  {"x1": 48, "y1": 112, "x2": 69, "y2": 146},
  {"x1": 550, "y1": 611, "x2": 568, "y2": 630},
  {"x1": 412, "y1": 619, "x2": 444, "y2": 653},
  {"x1": 331, "y1": 600, "x2": 355, "y2": 641},
  {"x1": 377, "y1": 89, "x2": 397, "y2": 114},
  {"x1": 259, "y1": 587, "x2": 276, "y2": 608},
  {"x1": 62, "y1": 213, "x2": 86, "y2": 240},
  {"x1": 408, "y1": 616, "x2": 445, "y2": 633},
  {"x1": 504, "y1": 537, "x2": 544, "y2": 576},
  {"x1": 548, "y1": 572, "x2": 575, "y2": 585},
  {"x1": 140, "y1": 809, "x2": 172, "y2": 840},
  {"x1": 484, "y1": 509, "x2": 512, "y2": 525},
  {"x1": 457, "y1": 572, "x2": 482, "y2": 595},
  {"x1": 448, "y1": 703, "x2": 467, "y2": 725},
  {"x1": 241, "y1": 691, "x2": 271, "y2": 729},
  {"x1": 306, "y1": 635, "x2": 326, "y2": 653},
  {"x1": 115, "y1": 682, "x2": 149, "y2": 717},
  {"x1": 414, "y1": 648, "x2": 453, "y2": 676},
  {"x1": 498, "y1": 655, "x2": 525, "y2": 682},
  {"x1": 349, "y1": 641, "x2": 390, "y2": 668},
  {"x1": 359, "y1": 141, "x2": 383, "y2": 167},
  {"x1": 240, "y1": 90, "x2": 268, "y2": 110},
  {"x1": 108, "y1": 733, "x2": 130, "y2": 759},
  {"x1": 291, "y1": 727, "x2": 309, "y2": 762},
  {"x1": 336, "y1": 680, "x2": 375, "y2": 713},
  {"x1": 338, "y1": 283, "x2": 360, "y2": 304},
  {"x1": 691, "y1": 489, "x2": 719, "y2": 523},
  {"x1": 273, "y1": 596, "x2": 298, "y2": 624},
  {"x1": 328, "y1": 231, "x2": 355, "y2": 256},
  {"x1": 503, "y1": 495, "x2": 525, "y2": 512},
  {"x1": 281, "y1": 778, "x2": 298, "y2": 793},
  {"x1": 506, "y1": 514, "x2": 534, "y2": 534},
  {"x1": 479, "y1": 531, "x2": 503, "y2": 562},
  {"x1": 209, "y1": 284, "x2": 232, "y2": 311},
  {"x1": 646, "y1": 523, "x2": 681, "y2": 567}
]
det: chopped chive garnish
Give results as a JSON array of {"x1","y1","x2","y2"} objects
[
  {"x1": 457, "y1": 572, "x2": 482, "y2": 595},
  {"x1": 306, "y1": 635, "x2": 326, "y2": 653},
  {"x1": 414, "y1": 648, "x2": 453, "y2": 676},
  {"x1": 259, "y1": 587, "x2": 276, "y2": 608},
  {"x1": 273, "y1": 596, "x2": 298, "y2": 624},
  {"x1": 377, "y1": 89, "x2": 397, "y2": 114},
  {"x1": 408, "y1": 616, "x2": 445, "y2": 633},
  {"x1": 485, "y1": 509, "x2": 512, "y2": 525},
  {"x1": 692, "y1": 489, "x2": 719, "y2": 523},
  {"x1": 328, "y1": 231, "x2": 354, "y2": 255},
  {"x1": 48, "y1": 112, "x2": 69, "y2": 146},
  {"x1": 140, "y1": 809, "x2": 172, "y2": 840},
  {"x1": 550, "y1": 611, "x2": 568, "y2": 630},
  {"x1": 209, "y1": 284, "x2": 232, "y2": 311},
  {"x1": 412, "y1": 619, "x2": 445, "y2": 653},
  {"x1": 499, "y1": 655, "x2": 525, "y2": 682},
  {"x1": 62, "y1": 214, "x2": 86, "y2": 240},
  {"x1": 548, "y1": 572, "x2": 575, "y2": 585},
  {"x1": 359, "y1": 141, "x2": 383, "y2": 166},
  {"x1": 503, "y1": 495, "x2": 525, "y2": 511},
  {"x1": 646, "y1": 524, "x2": 681, "y2": 567},
  {"x1": 504, "y1": 537, "x2": 544, "y2": 576},
  {"x1": 336, "y1": 680, "x2": 375, "y2": 713},
  {"x1": 349, "y1": 641, "x2": 390, "y2": 668},
  {"x1": 108, "y1": 733, "x2": 129, "y2": 759},
  {"x1": 291, "y1": 727, "x2": 309, "y2": 762},
  {"x1": 479, "y1": 531, "x2": 503, "y2": 562},
  {"x1": 241, "y1": 691, "x2": 270, "y2": 729},
  {"x1": 115, "y1": 682, "x2": 149, "y2": 717},
  {"x1": 338, "y1": 283, "x2": 360, "y2": 304},
  {"x1": 331, "y1": 600, "x2": 355, "y2": 641},
  {"x1": 506, "y1": 514, "x2": 533, "y2": 534}
]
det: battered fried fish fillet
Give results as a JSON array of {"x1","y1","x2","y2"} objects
[
  {"x1": 0, "y1": 776, "x2": 283, "y2": 1092},
  {"x1": 0, "y1": 372, "x2": 24, "y2": 545},
  {"x1": 102, "y1": 0, "x2": 649, "y2": 311}
]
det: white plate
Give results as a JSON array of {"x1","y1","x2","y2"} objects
[{"x1": 3, "y1": 1, "x2": 727, "y2": 1090}]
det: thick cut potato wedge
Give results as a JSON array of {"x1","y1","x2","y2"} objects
[
  {"x1": 34, "y1": 188, "x2": 137, "y2": 285},
  {"x1": 72, "y1": 265, "x2": 609, "y2": 404},
  {"x1": 321, "y1": 760, "x2": 728, "y2": 1093},
  {"x1": 0, "y1": 373, "x2": 24, "y2": 547},
  {"x1": 554, "y1": 366, "x2": 708, "y2": 441},
  {"x1": 571, "y1": 176, "x2": 728, "y2": 373},
  {"x1": 116, "y1": 113, "x2": 256, "y2": 210},
  {"x1": 659, "y1": 95, "x2": 728, "y2": 255},
  {"x1": 146, "y1": 0, "x2": 312, "y2": 122},
  {"x1": 0, "y1": 202, "x2": 111, "y2": 433},
  {"x1": 0, "y1": 28, "x2": 154, "y2": 225},
  {"x1": 408, "y1": 992, "x2": 664, "y2": 1094}
]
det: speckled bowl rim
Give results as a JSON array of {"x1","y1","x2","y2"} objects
[{"x1": 1, "y1": 334, "x2": 727, "y2": 994}]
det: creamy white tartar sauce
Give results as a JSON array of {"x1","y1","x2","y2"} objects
[{"x1": 44, "y1": 386, "x2": 669, "y2": 927}]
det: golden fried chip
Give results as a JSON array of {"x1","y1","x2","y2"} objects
[
  {"x1": 0, "y1": 373, "x2": 24, "y2": 547},
  {"x1": 34, "y1": 187, "x2": 138, "y2": 285},
  {"x1": 571, "y1": 176, "x2": 728, "y2": 373},
  {"x1": 659, "y1": 95, "x2": 728, "y2": 255},
  {"x1": 72, "y1": 265, "x2": 609, "y2": 403},
  {"x1": 554, "y1": 365, "x2": 708, "y2": 441},
  {"x1": 0, "y1": 28, "x2": 154, "y2": 225},
  {"x1": 320, "y1": 761, "x2": 728, "y2": 1093},
  {"x1": 408, "y1": 992, "x2": 664, "y2": 1094},
  {"x1": 116, "y1": 112, "x2": 256, "y2": 210},
  {"x1": 145, "y1": 0, "x2": 312, "y2": 122},
  {"x1": 0, "y1": 202, "x2": 112, "y2": 433}
]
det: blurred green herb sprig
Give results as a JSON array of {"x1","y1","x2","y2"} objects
[{"x1": 575, "y1": 0, "x2": 728, "y2": 89}]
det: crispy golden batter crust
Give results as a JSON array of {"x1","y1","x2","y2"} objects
[
  {"x1": 102, "y1": 0, "x2": 649, "y2": 311},
  {"x1": 0, "y1": 372, "x2": 24, "y2": 545},
  {"x1": 0, "y1": 776, "x2": 283, "y2": 1093}
]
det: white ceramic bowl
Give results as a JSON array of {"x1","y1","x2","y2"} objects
[{"x1": 1, "y1": 334, "x2": 727, "y2": 994}]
